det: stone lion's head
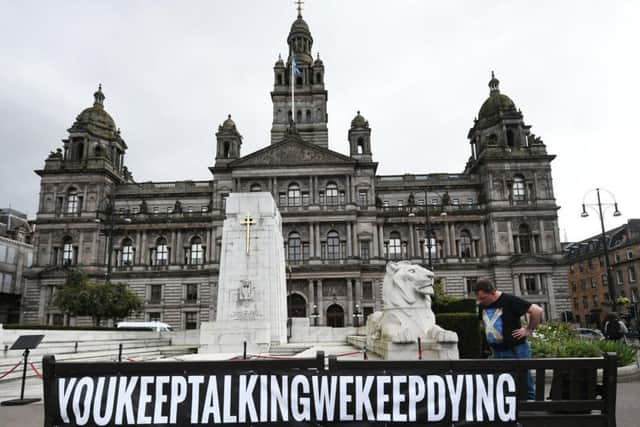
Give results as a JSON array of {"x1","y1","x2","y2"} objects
[{"x1": 384, "y1": 261, "x2": 435, "y2": 306}]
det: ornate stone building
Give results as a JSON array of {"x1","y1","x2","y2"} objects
[{"x1": 22, "y1": 12, "x2": 569, "y2": 329}]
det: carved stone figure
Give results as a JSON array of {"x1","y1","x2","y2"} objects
[{"x1": 366, "y1": 261, "x2": 458, "y2": 345}]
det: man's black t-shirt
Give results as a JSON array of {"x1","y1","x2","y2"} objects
[{"x1": 478, "y1": 293, "x2": 532, "y2": 351}]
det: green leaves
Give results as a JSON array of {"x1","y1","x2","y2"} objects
[
  {"x1": 530, "y1": 322, "x2": 637, "y2": 366},
  {"x1": 53, "y1": 270, "x2": 142, "y2": 326}
]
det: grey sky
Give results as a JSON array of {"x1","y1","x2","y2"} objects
[{"x1": 1, "y1": 0, "x2": 638, "y2": 241}]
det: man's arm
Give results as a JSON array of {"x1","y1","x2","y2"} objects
[{"x1": 512, "y1": 304, "x2": 543, "y2": 339}]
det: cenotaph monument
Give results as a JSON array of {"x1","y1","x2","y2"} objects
[{"x1": 200, "y1": 192, "x2": 288, "y2": 354}]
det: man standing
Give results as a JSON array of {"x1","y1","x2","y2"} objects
[{"x1": 473, "y1": 278, "x2": 544, "y2": 400}]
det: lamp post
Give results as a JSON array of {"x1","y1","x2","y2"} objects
[
  {"x1": 95, "y1": 195, "x2": 131, "y2": 282},
  {"x1": 581, "y1": 188, "x2": 622, "y2": 312},
  {"x1": 353, "y1": 303, "x2": 363, "y2": 327},
  {"x1": 310, "y1": 304, "x2": 320, "y2": 326},
  {"x1": 409, "y1": 189, "x2": 448, "y2": 270}
]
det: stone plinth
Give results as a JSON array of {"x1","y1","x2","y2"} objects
[
  {"x1": 200, "y1": 192, "x2": 287, "y2": 354},
  {"x1": 347, "y1": 335, "x2": 459, "y2": 360}
]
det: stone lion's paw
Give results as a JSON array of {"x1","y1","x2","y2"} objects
[
  {"x1": 392, "y1": 326, "x2": 416, "y2": 343},
  {"x1": 435, "y1": 329, "x2": 458, "y2": 343}
]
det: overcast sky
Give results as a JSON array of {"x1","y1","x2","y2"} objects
[{"x1": 1, "y1": 0, "x2": 638, "y2": 242}]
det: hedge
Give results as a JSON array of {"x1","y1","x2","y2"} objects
[
  {"x1": 436, "y1": 313, "x2": 482, "y2": 358},
  {"x1": 433, "y1": 298, "x2": 477, "y2": 314}
]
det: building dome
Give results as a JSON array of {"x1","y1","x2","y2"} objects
[
  {"x1": 221, "y1": 114, "x2": 236, "y2": 131},
  {"x1": 289, "y1": 15, "x2": 311, "y2": 36},
  {"x1": 68, "y1": 85, "x2": 118, "y2": 139},
  {"x1": 351, "y1": 111, "x2": 369, "y2": 128},
  {"x1": 477, "y1": 72, "x2": 517, "y2": 121}
]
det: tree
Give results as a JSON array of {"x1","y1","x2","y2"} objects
[{"x1": 54, "y1": 270, "x2": 142, "y2": 326}]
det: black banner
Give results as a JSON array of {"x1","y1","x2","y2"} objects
[{"x1": 43, "y1": 355, "x2": 518, "y2": 426}]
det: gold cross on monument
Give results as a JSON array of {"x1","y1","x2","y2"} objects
[
  {"x1": 295, "y1": 0, "x2": 304, "y2": 16},
  {"x1": 240, "y1": 212, "x2": 256, "y2": 255}
]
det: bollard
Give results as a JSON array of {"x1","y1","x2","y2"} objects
[
  {"x1": 118, "y1": 343, "x2": 123, "y2": 363},
  {"x1": 74, "y1": 341, "x2": 78, "y2": 353},
  {"x1": 363, "y1": 344, "x2": 368, "y2": 360},
  {"x1": 3, "y1": 344, "x2": 7, "y2": 354},
  {"x1": 417, "y1": 337, "x2": 423, "y2": 360},
  {"x1": 243, "y1": 341, "x2": 247, "y2": 360}
]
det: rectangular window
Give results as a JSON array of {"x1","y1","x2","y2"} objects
[
  {"x1": 360, "y1": 241, "x2": 370, "y2": 263},
  {"x1": 417, "y1": 199, "x2": 425, "y2": 206},
  {"x1": 319, "y1": 191, "x2": 325, "y2": 205},
  {"x1": 186, "y1": 284, "x2": 198, "y2": 302},
  {"x1": 571, "y1": 281, "x2": 577, "y2": 292},
  {"x1": 628, "y1": 250, "x2": 633, "y2": 260},
  {"x1": 362, "y1": 281, "x2": 373, "y2": 300},
  {"x1": 467, "y1": 197, "x2": 473, "y2": 206},
  {"x1": 121, "y1": 245, "x2": 134, "y2": 265},
  {"x1": 147, "y1": 312, "x2": 161, "y2": 322},
  {"x1": 397, "y1": 200, "x2": 403, "y2": 207},
  {"x1": 629, "y1": 266, "x2": 637, "y2": 283},
  {"x1": 153, "y1": 206, "x2": 159, "y2": 214},
  {"x1": 430, "y1": 198, "x2": 438, "y2": 205},
  {"x1": 166, "y1": 206, "x2": 172, "y2": 213},
  {"x1": 302, "y1": 192, "x2": 310, "y2": 206},
  {"x1": 67, "y1": 194, "x2": 78, "y2": 214},
  {"x1": 302, "y1": 243, "x2": 310, "y2": 261},
  {"x1": 590, "y1": 277, "x2": 597, "y2": 288},
  {"x1": 150, "y1": 284, "x2": 162, "y2": 303},
  {"x1": 452, "y1": 198, "x2": 459, "y2": 206},
  {"x1": 580, "y1": 280, "x2": 587, "y2": 290},
  {"x1": 62, "y1": 244, "x2": 74, "y2": 266},
  {"x1": 279, "y1": 193, "x2": 287, "y2": 207},
  {"x1": 383, "y1": 200, "x2": 389, "y2": 209},
  {"x1": 582, "y1": 296, "x2": 589, "y2": 310},
  {"x1": 466, "y1": 277, "x2": 478, "y2": 296},
  {"x1": 525, "y1": 276, "x2": 537, "y2": 294},
  {"x1": 616, "y1": 270, "x2": 624, "y2": 285},
  {"x1": 592, "y1": 295, "x2": 599, "y2": 306},
  {"x1": 201, "y1": 206, "x2": 208, "y2": 213},
  {"x1": 221, "y1": 193, "x2": 228, "y2": 211},
  {"x1": 358, "y1": 190, "x2": 368, "y2": 207},
  {"x1": 614, "y1": 254, "x2": 621, "y2": 263},
  {"x1": 185, "y1": 312, "x2": 197, "y2": 330}
]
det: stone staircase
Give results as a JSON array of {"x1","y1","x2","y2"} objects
[{"x1": 0, "y1": 335, "x2": 196, "y2": 383}]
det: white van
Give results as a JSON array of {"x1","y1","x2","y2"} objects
[{"x1": 116, "y1": 321, "x2": 173, "y2": 332}]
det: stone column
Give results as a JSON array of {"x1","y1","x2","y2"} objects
[
  {"x1": 507, "y1": 222, "x2": 514, "y2": 253},
  {"x1": 352, "y1": 222, "x2": 359, "y2": 257},
  {"x1": 512, "y1": 274, "x2": 521, "y2": 296},
  {"x1": 308, "y1": 279, "x2": 315, "y2": 319},
  {"x1": 449, "y1": 223, "x2": 456, "y2": 257},
  {"x1": 345, "y1": 175, "x2": 351, "y2": 203},
  {"x1": 480, "y1": 223, "x2": 487, "y2": 256},
  {"x1": 315, "y1": 223, "x2": 321, "y2": 258},
  {"x1": 346, "y1": 222, "x2": 352, "y2": 257},
  {"x1": 346, "y1": 279, "x2": 353, "y2": 326},
  {"x1": 313, "y1": 176, "x2": 318, "y2": 204},
  {"x1": 535, "y1": 274, "x2": 542, "y2": 295},
  {"x1": 211, "y1": 226, "x2": 217, "y2": 262},
  {"x1": 309, "y1": 223, "x2": 315, "y2": 258},
  {"x1": 539, "y1": 220, "x2": 546, "y2": 253},
  {"x1": 140, "y1": 231, "x2": 147, "y2": 265},
  {"x1": 373, "y1": 223, "x2": 379, "y2": 257},
  {"x1": 354, "y1": 279, "x2": 362, "y2": 316},
  {"x1": 378, "y1": 224, "x2": 385, "y2": 257},
  {"x1": 317, "y1": 279, "x2": 324, "y2": 325},
  {"x1": 408, "y1": 223, "x2": 415, "y2": 258},
  {"x1": 471, "y1": 239, "x2": 477, "y2": 258},
  {"x1": 443, "y1": 222, "x2": 450, "y2": 257},
  {"x1": 176, "y1": 230, "x2": 182, "y2": 264}
]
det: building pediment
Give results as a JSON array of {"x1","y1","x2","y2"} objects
[
  {"x1": 230, "y1": 135, "x2": 355, "y2": 168},
  {"x1": 509, "y1": 254, "x2": 555, "y2": 266}
]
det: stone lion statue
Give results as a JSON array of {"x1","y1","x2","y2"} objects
[{"x1": 366, "y1": 261, "x2": 458, "y2": 345}]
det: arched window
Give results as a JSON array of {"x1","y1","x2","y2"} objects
[
  {"x1": 512, "y1": 176, "x2": 526, "y2": 201},
  {"x1": 250, "y1": 183, "x2": 262, "y2": 192},
  {"x1": 326, "y1": 182, "x2": 338, "y2": 205},
  {"x1": 190, "y1": 236, "x2": 204, "y2": 265},
  {"x1": 76, "y1": 141, "x2": 84, "y2": 161},
  {"x1": 277, "y1": 74, "x2": 283, "y2": 85},
  {"x1": 356, "y1": 137, "x2": 365, "y2": 154},
  {"x1": 62, "y1": 236, "x2": 74, "y2": 266},
  {"x1": 296, "y1": 110, "x2": 302, "y2": 122},
  {"x1": 388, "y1": 231, "x2": 402, "y2": 259},
  {"x1": 121, "y1": 238, "x2": 134, "y2": 266},
  {"x1": 306, "y1": 110, "x2": 311, "y2": 122},
  {"x1": 507, "y1": 128, "x2": 516, "y2": 148},
  {"x1": 423, "y1": 231, "x2": 438, "y2": 259},
  {"x1": 327, "y1": 230, "x2": 340, "y2": 260},
  {"x1": 459, "y1": 230, "x2": 472, "y2": 258},
  {"x1": 223, "y1": 142, "x2": 230, "y2": 159},
  {"x1": 315, "y1": 72, "x2": 322, "y2": 84},
  {"x1": 155, "y1": 237, "x2": 168, "y2": 265},
  {"x1": 518, "y1": 224, "x2": 532, "y2": 254},
  {"x1": 66, "y1": 187, "x2": 78, "y2": 214},
  {"x1": 287, "y1": 232, "x2": 302, "y2": 263},
  {"x1": 288, "y1": 183, "x2": 301, "y2": 206}
]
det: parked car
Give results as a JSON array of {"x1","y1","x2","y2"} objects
[
  {"x1": 116, "y1": 321, "x2": 173, "y2": 332},
  {"x1": 576, "y1": 328, "x2": 605, "y2": 341}
]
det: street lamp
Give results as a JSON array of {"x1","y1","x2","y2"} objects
[
  {"x1": 95, "y1": 195, "x2": 131, "y2": 282},
  {"x1": 409, "y1": 189, "x2": 447, "y2": 270},
  {"x1": 353, "y1": 303, "x2": 363, "y2": 327},
  {"x1": 581, "y1": 188, "x2": 622, "y2": 312},
  {"x1": 310, "y1": 304, "x2": 320, "y2": 326}
]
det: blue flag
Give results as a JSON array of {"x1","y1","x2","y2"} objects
[{"x1": 292, "y1": 54, "x2": 302, "y2": 77}]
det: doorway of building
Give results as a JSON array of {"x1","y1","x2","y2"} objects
[
  {"x1": 287, "y1": 293, "x2": 307, "y2": 318},
  {"x1": 326, "y1": 304, "x2": 344, "y2": 327}
]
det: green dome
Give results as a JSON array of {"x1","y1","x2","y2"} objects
[
  {"x1": 477, "y1": 72, "x2": 517, "y2": 122},
  {"x1": 478, "y1": 93, "x2": 516, "y2": 119},
  {"x1": 68, "y1": 85, "x2": 118, "y2": 139}
]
